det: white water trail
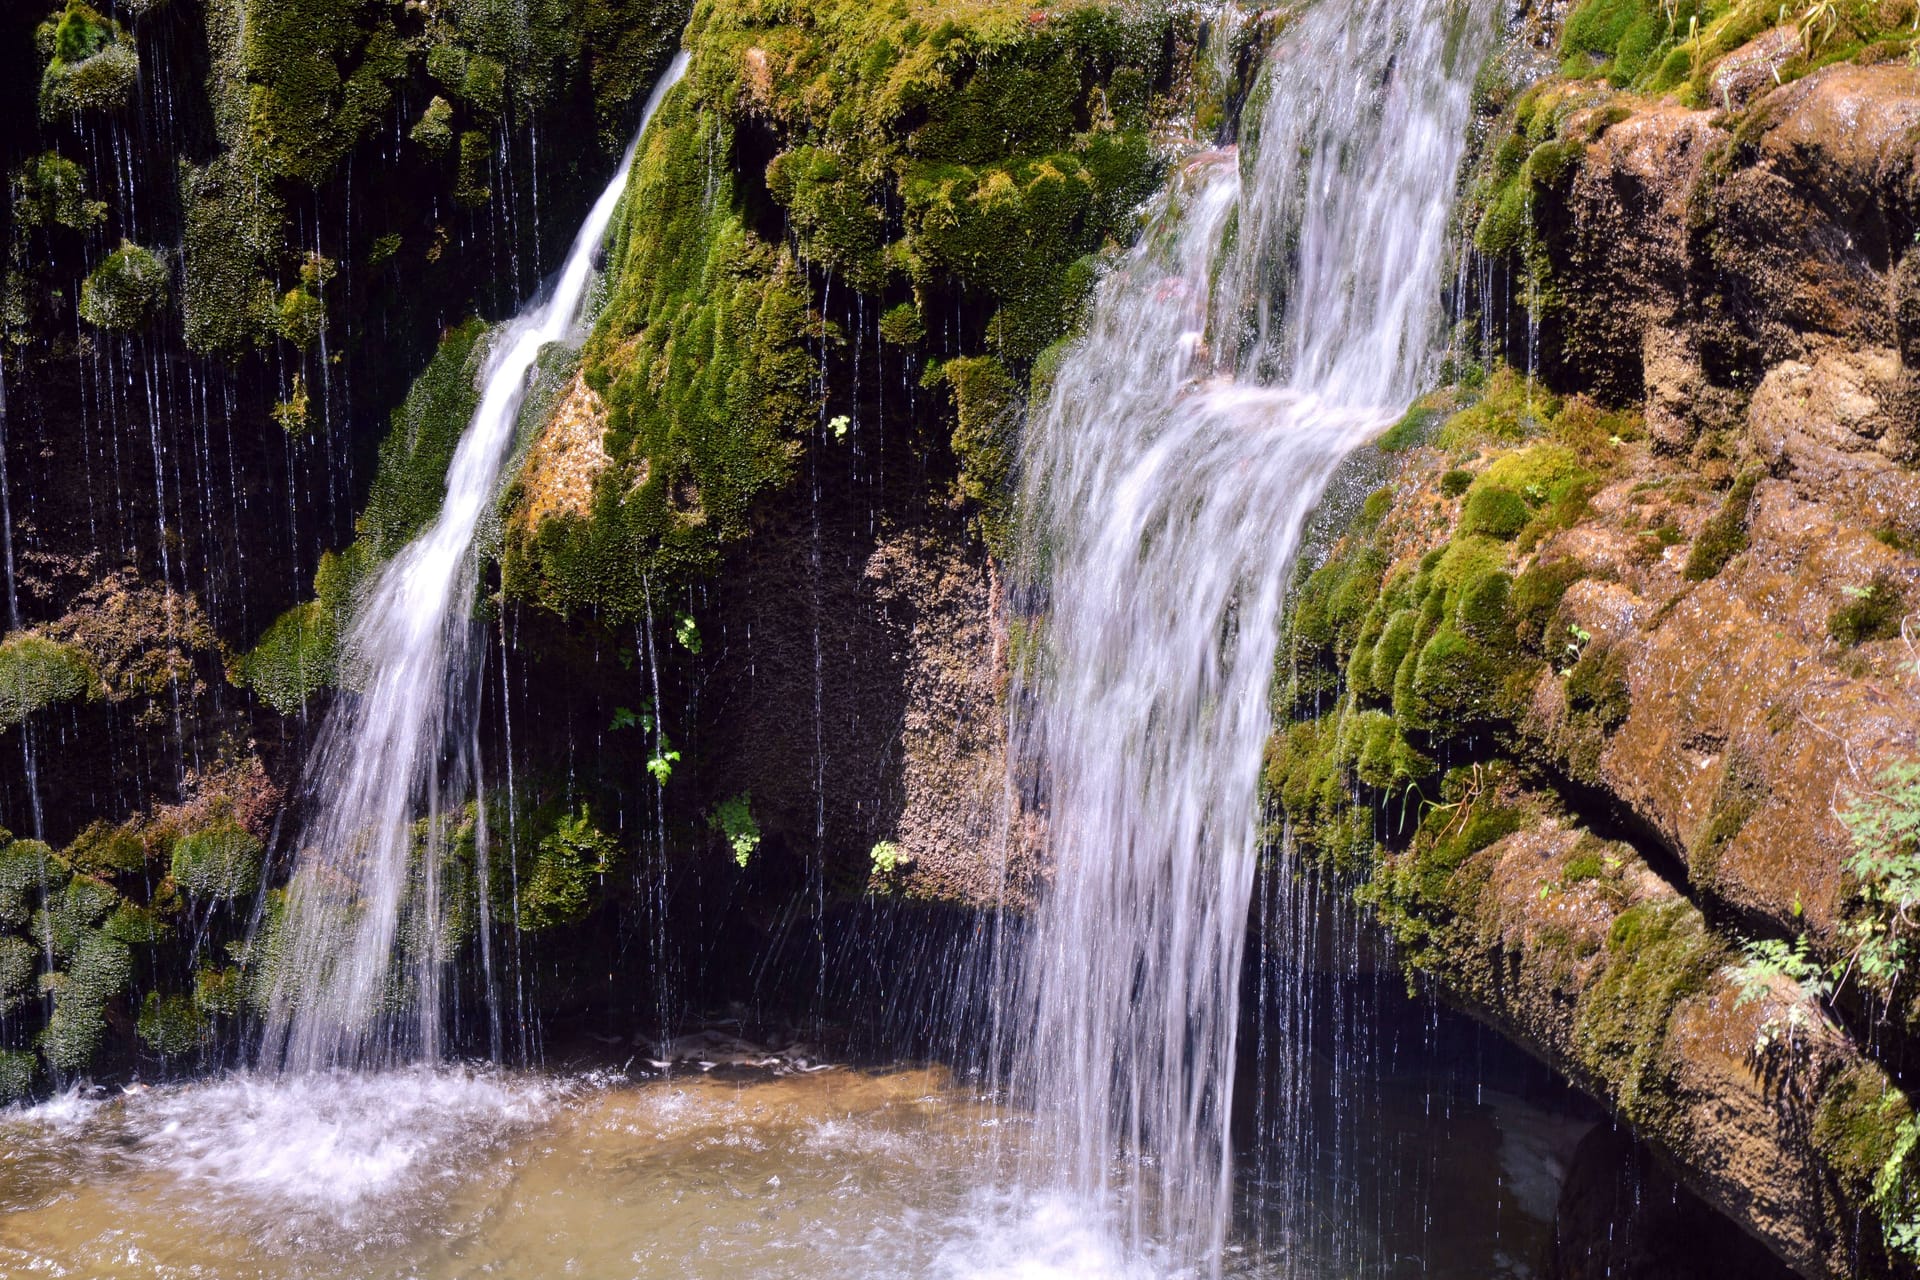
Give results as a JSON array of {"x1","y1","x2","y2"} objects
[
  {"x1": 1005, "y1": 0, "x2": 1489, "y2": 1269},
  {"x1": 260, "y1": 54, "x2": 690, "y2": 1074}
]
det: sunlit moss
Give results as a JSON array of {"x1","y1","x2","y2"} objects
[
  {"x1": 0, "y1": 633, "x2": 93, "y2": 726},
  {"x1": 170, "y1": 822, "x2": 265, "y2": 902},
  {"x1": 78, "y1": 242, "x2": 171, "y2": 332}
]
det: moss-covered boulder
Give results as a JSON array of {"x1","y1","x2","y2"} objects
[
  {"x1": 78, "y1": 242, "x2": 171, "y2": 332},
  {"x1": 170, "y1": 822, "x2": 265, "y2": 902},
  {"x1": 0, "y1": 634, "x2": 93, "y2": 726}
]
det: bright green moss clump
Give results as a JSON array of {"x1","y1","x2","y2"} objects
[
  {"x1": 512, "y1": 808, "x2": 620, "y2": 931},
  {"x1": 78, "y1": 242, "x2": 171, "y2": 332},
  {"x1": 504, "y1": 0, "x2": 1178, "y2": 618},
  {"x1": 37, "y1": 0, "x2": 138, "y2": 119},
  {"x1": 0, "y1": 633, "x2": 93, "y2": 726},
  {"x1": 11, "y1": 152, "x2": 106, "y2": 232},
  {"x1": 170, "y1": 822, "x2": 265, "y2": 901},
  {"x1": 505, "y1": 92, "x2": 816, "y2": 615},
  {"x1": 360, "y1": 319, "x2": 490, "y2": 553},
  {"x1": 136, "y1": 991, "x2": 203, "y2": 1057},
  {"x1": 40, "y1": 930, "x2": 132, "y2": 1073}
]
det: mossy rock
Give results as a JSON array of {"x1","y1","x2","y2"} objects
[
  {"x1": 0, "y1": 934, "x2": 38, "y2": 1014},
  {"x1": 0, "y1": 633, "x2": 93, "y2": 725},
  {"x1": 0, "y1": 1050, "x2": 36, "y2": 1102},
  {"x1": 78, "y1": 242, "x2": 170, "y2": 332},
  {"x1": 11, "y1": 151, "x2": 106, "y2": 232},
  {"x1": 1830, "y1": 574, "x2": 1909, "y2": 648},
  {"x1": 38, "y1": 1, "x2": 137, "y2": 119},
  {"x1": 1574, "y1": 899, "x2": 1721, "y2": 1121},
  {"x1": 1461, "y1": 484, "x2": 1530, "y2": 539},
  {"x1": 0, "y1": 840, "x2": 55, "y2": 928},
  {"x1": 1683, "y1": 468, "x2": 1760, "y2": 581},
  {"x1": 944, "y1": 355, "x2": 1022, "y2": 554},
  {"x1": 63, "y1": 819, "x2": 147, "y2": 877},
  {"x1": 40, "y1": 929, "x2": 132, "y2": 1073},
  {"x1": 170, "y1": 823, "x2": 265, "y2": 901},
  {"x1": 511, "y1": 808, "x2": 619, "y2": 931},
  {"x1": 136, "y1": 991, "x2": 203, "y2": 1058}
]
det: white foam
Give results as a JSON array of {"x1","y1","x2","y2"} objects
[{"x1": 120, "y1": 1066, "x2": 554, "y2": 1218}]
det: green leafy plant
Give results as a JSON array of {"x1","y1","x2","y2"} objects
[
  {"x1": 870, "y1": 840, "x2": 901, "y2": 876},
  {"x1": 673, "y1": 612, "x2": 701, "y2": 654},
  {"x1": 1732, "y1": 933, "x2": 1833, "y2": 1055},
  {"x1": 710, "y1": 793, "x2": 760, "y2": 867},
  {"x1": 646, "y1": 734, "x2": 680, "y2": 785},
  {"x1": 1836, "y1": 761, "x2": 1920, "y2": 1003}
]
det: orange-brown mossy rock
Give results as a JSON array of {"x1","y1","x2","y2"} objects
[
  {"x1": 864, "y1": 530, "x2": 1033, "y2": 907},
  {"x1": 1395, "y1": 811, "x2": 1905, "y2": 1279},
  {"x1": 515, "y1": 372, "x2": 613, "y2": 530}
]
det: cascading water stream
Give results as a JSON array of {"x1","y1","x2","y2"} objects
[
  {"x1": 1004, "y1": 0, "x2": 1490, "y2": 1269},
  {"x1": 258, "y1": 54, "x2": 690, "y2": 1074}
]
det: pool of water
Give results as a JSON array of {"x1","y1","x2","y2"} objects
[{"x1": 0, "y1": 1056, "x2": 1586, "y2": 1279}]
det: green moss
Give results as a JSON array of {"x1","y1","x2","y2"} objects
[
  {"x1": 1441, "y1": 469, "x2": 1474, "y2": 498},
  {"x1": 0, "y1": 839, "x2": 54, "y2": 929},
  {"x1": 1690, "y1": 746, "x2": 1763, "y2": 888},
  {"x1": 237, "y1": 0, "x2": 410, "y2": 187},
  {"x1": 1512, "y1": 558, "x2": 1585, "y2": 652},
  {"x1": 38, "y1": 1, "x2": 137, "y2": 119},
  {"x1": 512, "y1": 808, "x2": 619, "y2": 931},
  {"x1": 78, "y1": 242, "x2": 170, "y2": 332},
  {"x1": 136, "y1": 991, "x2": 203, "y2": 1057},
  {"x1": 506, "y1": 94, "x2": 817, "y2": 618},
  {"x1": 879, "y1": 302, "x2": 926, "y2": 346},
  {"x1": 1575, "y1": 899, "x2": 1721, "y2": 1120},
  {"x1": 456, "y1": 129, "x2": 493, "y2": 206},
  {"x1": 0, "y1": 1050, "x2": 36, "y2": 1102},
  {"x1": 171, "y1": 822, "x2": 264, "y2": 901},
  {"x1": 1830, "y1": 573, "x2": 1909, "y2": 648},
  {"x1": 361, "y1": 319, "x2": 490, "y2": 553},
  {"x1": 63, "y1": 820, "x2": 146, "y2": 877},
  {"x1": 1682, "y1": 467, "x2": 1760, "y2": 581},
  {"x1": 195, "y1": 966, "x2": 245, "y2": 1017},
  {"x1": 1379, "y1": 405, "x2": 1442, "y2": 453},
  {"x1": 944, "y1": 355, "x2": 1021, "y2": 554},
  {"x1": 178, "y1": 156, "x2": 285, "y2": 354},
  {"x1": 411, "y1": 95, "x2": 456, "y2": 155},
  {"x1": 11, "y1": 152, "x2": 106, "y2": 232},
  {"x1": 0, "y1": 633, "x2": 93, "y2": 726},
  {"x1": 1462, "y1": 484, "x2": 1530, "y2": 540},
  {"x1": 40, "y1": 929, "x2": 132, "y2": 1073},
  {"x1": 235, "y1": 600, "x2": 337, "y2": 712},
  {"x1": 0, "y1": 934, "x2": 38, "y2": 1013},
  {"x1": 1565, "y1": 638, "x2": 1631, "y2": 731}
]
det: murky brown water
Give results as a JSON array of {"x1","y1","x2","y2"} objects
[{"x1": 0, "y1": 1062, "x2": 1577, "y2": 1279}]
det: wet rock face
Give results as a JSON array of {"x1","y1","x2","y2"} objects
[
  {"x1": 1535, "y1": 62, "x2": 1920, "y2": 401},
  {"x1": 1268, "y1": 37, "x2": 1920, "y2": 1277}
]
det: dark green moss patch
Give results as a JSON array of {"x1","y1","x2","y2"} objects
[
  {"x1": 1829, "y1": 573, "x2": 1910, "y2": 648},
  {"x1": 1683, "y1": 467, "x2": 1760, "y2": 581}
]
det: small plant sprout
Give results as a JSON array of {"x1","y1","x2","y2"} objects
[
  {"x1": 673, "y1": 612, "x2": 701, "y2": 654},
  {"x1": 609, "y1": 703, "x2": 655, "y2": 733},
  {"x1": 870, "y1": 840, "x2": 902, "y2": 876},
  {"x1": 646, "y1": 734, "x2": 680, "y2": 785},
  {"x1": 1562, "y1": 623, "x2": 1592, "y2": 667},
  {"x1": 710, "y1": 793, "x2": 760, "y2": 868},
  {"x1": 1731, "y1": 933, "x2": 1832, "y2": 1057},
  {"x1": 828, "y1": 414, "x2": 850, "y2": 441}
]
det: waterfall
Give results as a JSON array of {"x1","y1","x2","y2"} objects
[
  {"x1": 1004, "y1": 0, "x2": 1489, "y2": 1268},
  {"x1": 258, "y1": 54, "x2": 691, "y2": 1074}
]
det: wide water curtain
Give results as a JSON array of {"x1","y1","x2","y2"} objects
[
  {"x1": 258, "y1": 56, "x2": 691, "y2": 1075},
  {"x1": 1006, "y1": 0, "x2": 1490, "y2": 1268}
]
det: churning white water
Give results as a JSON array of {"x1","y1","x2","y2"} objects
[
  {"x1": 259, "y1": 55, "x2": 692, "y2": 1073},
  {"x1": 1005, "y1": 0, "x2": 1490, "y2": 1269}
]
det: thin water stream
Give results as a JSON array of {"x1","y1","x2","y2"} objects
[{"x1": 258, "y1": 57, "x2": 690, "y2": 1074}]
